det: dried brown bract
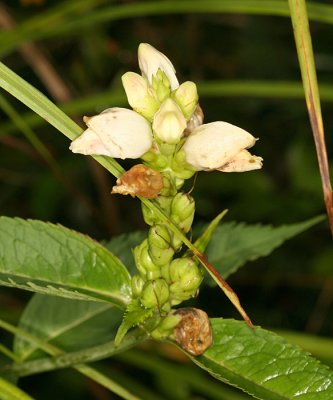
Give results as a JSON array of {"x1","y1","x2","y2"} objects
[
  {"x1": 173, "y1": 307, "x2": 212, "y2": 356},
  {"x1": 112, "y1": 164, "x2": 164, "y2": 199}
]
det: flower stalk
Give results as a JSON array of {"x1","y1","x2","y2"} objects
[{"x1": 70, "y1": 43, "x2": 263, "y2": 354}]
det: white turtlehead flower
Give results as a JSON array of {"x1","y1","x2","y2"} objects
[
  {"x1": 70, "y1": 108, "x2": 152, "y2": 159},
  {"x1": 182, "y1": 121, "x2": 263, "y2": 172},
  {"x1": 138, "y1": 43, "x2": 179, "y2": 90},
  {"x1": 153, "y1": 98, "x2": 187, "y2": 144},
  {"x1": 121, "y1": 72, "x2": 159, "y2": 120}
]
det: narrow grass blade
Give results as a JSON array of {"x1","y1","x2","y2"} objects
[{"x1": 288, "y1": 0, "x2": 333, "y2": 236}]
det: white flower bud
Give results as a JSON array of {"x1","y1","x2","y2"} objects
[
  {"x1": 121, "y1": 72, "x2": 159, "y2": 120},
  {"x1": 172, "y1": 81, "x2": 198, "y2": 120},
  {"x1": 218, "y1": 149, "x2": 263, "y2": 172},
  {"x1": 138, "y1": 43, "x2": 179, "y2": 90},
  {"x1": 183, "y1": 121, "x2": 262, "y2": 171},
  {"x1": 153, "y1": 99, "x2": 187, "y2": 144},
  {"x1": 69, "y1": 108, "x2": 152, "y2": 159}
]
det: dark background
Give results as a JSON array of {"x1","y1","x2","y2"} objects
[{"x1": 0, "y1": 1, "x2": 333, "y2": 399}]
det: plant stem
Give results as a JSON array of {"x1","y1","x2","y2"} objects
[
  {"x1": 0, "y1": 319, "x2": 145, "y2": 400},
  {"x1": 288, "y1": 0, "x2": 333, "y2": 236}
]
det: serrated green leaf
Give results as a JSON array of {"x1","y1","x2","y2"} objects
[
  {"x1": 0, "y1": 377, "x2": 34, "y2": 400},
  {"x1": 205, "y1": 215, "x2": 324, "y2": 280},
  {"x1": 192, "y1": 319, "x2": 333, "y2": 400},
  {"x1": 13, "y1": 294, "x2": 123, "y2": 362},
  {"x1": 0, "y1": 217, "x2": 131, "y2": 306},
  {"x1": 115, "y1": 299, "x2": 153, "y2": 346}
]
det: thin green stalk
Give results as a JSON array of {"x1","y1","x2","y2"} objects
[
  {"x1": 0, "y1": 344, "x2": 20, "y2": 363},
  {"x1": 4, "y1": 330, "x2": 148, "y2": 377},
  {"x1": 2, "y1": 1, "x2": 333, "y2": 57},
  {"x1": 0, "y1": 319, "x2": 142, "y2": 400},
  {"x1": 0, "y1": 377, "x2": 34, "y2": 400},
  {"x1": 0, "y1": 61, "x2": 124, "y2": 178},
  {"x1": 288, "y1": 0, "x2": 333, "y2": 236}
]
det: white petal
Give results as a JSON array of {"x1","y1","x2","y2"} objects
[
  {"x1": 138, "y1": 43, "x2": 179, "y2": 90},
  {"x1": 70, "y1": 108, "x2": 153, "y2": 159},
  {"x1": 183, "y1": 121, "x2": 257, "y2": 170},
  {"x1": 218, "y1": 149, "x2": 263, "y2": 172},
  {"x1": 69, "y1": 128, "x2": 110, "y2": 156}
]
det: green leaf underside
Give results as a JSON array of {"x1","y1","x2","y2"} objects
[
  {"x1": 115, "y1": 299, "x2": 153, "y2": 346},
  {"x1": 14, "y1": 295, "x2": 123, "y2": 362},
  {"x1": 194, "y1": 319, "x2": 333, "y2": 400},
  {"x1": 0, "y1": 217, "x2": 131, "y2": 307},
  {"x1": 0, "y1": 377, "x2": 34, "y2": 400},
  {"x1": 205, "y1": 215, "x2": 324, "y2": 280}
]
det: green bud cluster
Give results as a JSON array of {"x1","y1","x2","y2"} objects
[{"x1": 131, "y1": 190, "x2": 202, "y2": 313}]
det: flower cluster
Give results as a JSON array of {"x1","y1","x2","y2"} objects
[
  {"x1": 70, "y1": 43, "x2": 263, "y2": 354},
  {"x1": 70, "y1": 43, "x2": 262, "y2": 176}
]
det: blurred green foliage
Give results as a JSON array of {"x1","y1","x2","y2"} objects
[{"x1": 0, "y1": 0, "x2": 333, "y2": 399}]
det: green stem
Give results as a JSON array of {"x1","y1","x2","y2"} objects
[
  {"x1": 0, "y1": 377, "x2": 35, "y2": 400},
  {"x1": 0, "y1": 344, "x2": 20, "y2": 363},
  {"x1": 4, "y1": 331, "x2": 148, "y2": 377},
  {"x1": 0, "y1": 319, "x2": 144, "y2": 400},
  {"x1": 288, "y1": 0, "x2": 333, "y2": 236}
]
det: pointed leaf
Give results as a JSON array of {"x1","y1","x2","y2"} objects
[
  {"x1": 0, "y1": 217, "x2": 131, "y2": 306},
  {"x1": 115, "y1": 299, "x2": 153, "y2": 345},
  {"x1": 192, "y1": 319, "x2": 333, "y2": 400},
  {"x1": 14, "y1": 294, "x2": 123, "y2": 361},
  {"x1": 205, "y1": 215, "x2": 324, "y2": 280}
]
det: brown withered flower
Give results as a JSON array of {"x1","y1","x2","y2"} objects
[
  {"x1": 173, "y1": 308, "x2": 212, "y2": 356},
  {"x1": 112, "y1": 164, "x2": 164, "y2": 199}
]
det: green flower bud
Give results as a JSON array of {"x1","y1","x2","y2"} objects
[
  {"x1": 140, "y1": 278, "x2": 170, "y2": 309},
  {"x1": 133, "y1": 239, "x2": 161, "y2": 280},
  {"x1": 171, "y1": 193, "x2": 195, "y2": 233},
  {"x1": 152, "y1": 69, "x2": 172, "y2": 102},
  {"x1": 172, "y1": 81, "x2": 198, "y2": 120},
  {"x1": 171, "y1": 149, "x2": 197, "y2": 180},
  {"x1": 148, "y1": 225, "x2": 175, "y2": 267},
  {"x1": 141, "y1": 196, "x2": 172, "y2": 226},
  {"x1": 168, "y1": 258, "x2": 203, "y2": 305},
  {"x1": 131, "y1": 274, "x2": 145, "y2": 298},
  {"x1": 150, "y1": 313, "x2": 182, "y2": 340},
  {"x1": 121, "y1": 72, "x2": 160, "y2": 120}
]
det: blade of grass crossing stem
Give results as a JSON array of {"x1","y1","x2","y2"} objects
[
  {"x1": 0, "y1": 61, "x2": 124, "y2": 178},
  {"x1": 288, "y1": 0, "x2": 333, "y2": 236},
  {"x1": 0, "y1": 319, "x2": 141, "y2": 400},
  {"x1": 0, "y1": 61, "x2": 253, "y2": 327}
]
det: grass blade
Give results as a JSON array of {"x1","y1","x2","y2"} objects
[{"x1": 288, "y1": 0, "x2": 333, "y2": 236}]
